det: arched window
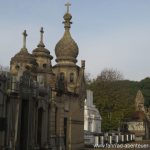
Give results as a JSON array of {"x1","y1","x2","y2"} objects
[
  {"x1": 57, "y1": 72, "x2": 66, "y2": 94},
  {"x1": 70, "y1": 73, "x2": 74, "y2": 83},
  {"x1": 60, "y1": 72, "x2": 65, "y2": 81}
]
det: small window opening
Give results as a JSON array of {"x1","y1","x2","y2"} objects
[
  {"x1": 70, "y1": 73, "x2": 74, "y2": 83},
  {"x1": 43, "y1": 64, "x2": 47, "y2": 68},
  {"x1": 25, "y1": 65, "x2": 30, "y2": 70},
  {"x1": 15, "y1": 65, "x2": 20, "y2": 70}
]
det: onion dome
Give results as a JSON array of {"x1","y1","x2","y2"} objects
[
  {"x1": 11, "y1": 30, "x2": 36, "y2": 65},
  {"x1": 32, "y1": 27, "x2": 53, "y2": 60},
  {"x1": 55, "y1": 2, "x2": 79, "y2": 65}
]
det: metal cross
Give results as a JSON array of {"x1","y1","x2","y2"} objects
[
  {"x1": 23, "y1": 30, "x2": 27, "y2": 48},
  {"x1": 65, "y1": 2, "x2": 71, "y2": 13}
]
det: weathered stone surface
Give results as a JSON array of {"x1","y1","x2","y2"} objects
[{"x1": 0, "y1": 3, "x2": 86, "y2": 150}]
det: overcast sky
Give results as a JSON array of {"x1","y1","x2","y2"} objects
[{"x1": 0, "y1": 0, "x2": 150, "y2": 81}]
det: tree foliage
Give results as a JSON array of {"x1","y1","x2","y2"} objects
[
  {"x1": 96, "y1": 68, "x2": 124, "y2": 81},
  {"x1": 89, "y1": 79, "x2": 136, "y2": 131},
  {"x1": 139, "y1": 77, "x2": 150, "y2": 106},
  {"x1": 87, "y1": 68, "x2": 150, "y2": 132}
]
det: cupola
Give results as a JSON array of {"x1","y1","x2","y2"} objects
[
  {"x1": 10, "y1": 30, "x2": 37, "y2": 75},
  {"x1": 33, "y1": 27, "x2": 53, "y2": 60},
  {"x1": 55, "y1": 2, "x2": 79, "y2": 66}
]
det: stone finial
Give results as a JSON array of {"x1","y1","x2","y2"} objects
[{"x1": 38, "y1": 27, "x2": 45, "y2": 47}]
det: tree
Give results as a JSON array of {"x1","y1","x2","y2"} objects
[
  {"x1": 88, "y1": 68, "x2": 136, "y2": 131},
  {"x1": 96, "y1": 68, "x2": 124, "y2": 81}
]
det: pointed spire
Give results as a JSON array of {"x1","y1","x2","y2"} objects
[
  {"x1": 63, "y1": 2, "x2": 72, "y2": 30},
  {"x1": 38, "y1": 27, "x2": 45, "y2": 47},
  {"x1": 21, "y1": 30, "x2": 28, "y2": 52}
]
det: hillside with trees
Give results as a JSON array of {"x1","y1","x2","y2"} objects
[{"x1": 87, "y1": 68, "x2": 150, "y2": 132}]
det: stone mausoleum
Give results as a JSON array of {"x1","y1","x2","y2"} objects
[
  {"x1": 0, "y1": 3, "x2": 86, "y2": 150},
  {"x1": 84, "y1": 90, "x2": 102, "y2": 145},
  {"x1": 125, "y1": 90, "x2": 150, "y2": 141}
]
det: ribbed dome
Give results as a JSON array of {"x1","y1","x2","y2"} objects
[
  {"x1": 33, "y1": 44, "x2": 53, "y2": 60},
  {"x1": 55, "y1": 11, "x2": 79, "y2": 64}
]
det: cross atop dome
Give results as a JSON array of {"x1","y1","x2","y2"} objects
[
  {"x1": 65, "y1": 2, "x2": 71, "y2": 13},
  {"x1": 37, "y1": 27, "x2": 45, "y2": 47},
  {"x1": 63, "y1": 1, "x2": 72, "y2": 30},
  {"x1": 23, "y1": 30, "x2": 27, "y2": 49},
  {"x1": 40, "y1": 27, "x2": 44, "y2": 43}
]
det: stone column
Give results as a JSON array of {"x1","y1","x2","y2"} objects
[
  {"x1": 121, "y1": 134, "x2": 124, "y2": 143},
  {"x1": 99, "y1": 133, "x2": 104, "y2": 145},
  {"x1": 132, "y1": 133, "x2": 135, "y2": 141},
  {"x1": 94, "y1": 135, "x2": 99, "y2": 145},
  {"x1": 131, "y1": 134, "x2": 133, "y2": 141},
  {"x1": 126, "y1": 134, "x2": 129, "y2": 142},
  {"x1": 129, "y1": 134, "x2": 132, "y2": 141},
  {"x1": 48, "y1": 103, "x2": 57, "y2": 149},
  {"x1": 115, "y1": 134, "x2": 119, "y2": 143},
  {"x1": 108, "y1": 134, "x2": 112, "y2": 144},
  {"x1": 58, "y1": 105, "x2": 64, "y2": 150},
  {"x1": 52, "y1": 97, "x2": 65, "y2": 150}
]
